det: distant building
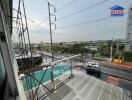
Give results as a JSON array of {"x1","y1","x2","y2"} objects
[{"x1": 125, "y1": 5, "x2": 132, "y2": 51}]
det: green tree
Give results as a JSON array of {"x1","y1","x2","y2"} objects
[
  {"x1": 37, "y1": 44, "x2": 42, "y2": 51},
  {"x1": 123, "y1": 51, "x2": 132, "y2": 62}
]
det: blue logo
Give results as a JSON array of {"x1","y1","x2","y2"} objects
[{"x1": 110, "y1": 5, "x2": 125, "y2": 16}]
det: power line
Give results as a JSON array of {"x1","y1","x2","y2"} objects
[
  {"x1": 13, "y1": 0, "x2": 76, "y2": 29},
  {"x1": 56, "y1": 0, "x2": 111, "y2": 21},
  {"x1": 57, "y1": 17, "x2": 111, "y2": 29},
  {"x1": 57, "y1": 0, "x2": 79, "y2": 12},
  {"x1": 39, "y1": 0, "x2": 79, "y2": 25},
  {"x1": 13, "y1": 0, "x2": 110, "y2": 31},
  {"x1": 57, "y1": 12, "x2": 127, "y2": 30},
  {"x1": 13, "y1": 8, "x2": 39, "y2": 24},
  {"x1": 13, "y1": 8, "x2": 49, "y2": 33}
]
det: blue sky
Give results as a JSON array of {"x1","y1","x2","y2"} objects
[{"x1": 13, "y1": 0, "x2": 132, "y2": 43}]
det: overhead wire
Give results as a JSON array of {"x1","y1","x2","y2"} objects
[
  {"x1": 56, "y1": 0, "x2": 111, "y2": 21},
  {"x1": 57, "y1": 17, "x2": 111, "y2": 29},
  {"x1": 38, "y1": 0, "x2": 79, "y2": 25},
  {"x1": 13, "y1": 0, "x2": 110, "y2": 33},
  {"x1": 57, "y1": 12, "x2": 127, "y2": 30},
  {"x1": 57, "y1": 0, "x2": 79, "y2": 12},
  {"x1": 13, "y1": 0, "x2": 79, "y2": 33}
]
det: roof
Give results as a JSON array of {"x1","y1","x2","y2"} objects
[{"x1": 110, "y1": 5, "x2": 124, "y2": 10}]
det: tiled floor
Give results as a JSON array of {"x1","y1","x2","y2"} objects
[{"x1": 35, "y1": 73, "x2": 132, "y2": 100}]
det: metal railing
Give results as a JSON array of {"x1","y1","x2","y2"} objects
[{"x1": 19, "y1": 54, "x2": 83, "y2": 100}]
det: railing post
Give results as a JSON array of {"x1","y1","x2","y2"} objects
[
  {"x1": 51, "y1": 65, "x2": 55, "y2": 91},
  {"x1": 70, "y1": 58, "x2": 73, "y2": 77}
]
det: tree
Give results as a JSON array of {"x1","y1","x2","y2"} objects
[
  {"x1": 91, "y1": 50, "x2": 97, "y2": 58},
  {"x1": 123, "y1": 51, "x2": 132, "y2": 62},
  {"x1": 100, "y1": 44, "x2": 116, "y2": 57},
  {"x1": 119, "y1": 44, "x2": 125, "y2": 51},
  {"x1": 37, "y1": 44, "x2": 42, "y2": 51}
]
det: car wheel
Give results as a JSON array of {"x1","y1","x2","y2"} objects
[{"x1": 97, "y1": 72, "x2": 101, "y2": 77}]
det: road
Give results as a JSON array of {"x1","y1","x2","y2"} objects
[{"x1": 85, "y1": 65, "x2": 132, "y2": 91}]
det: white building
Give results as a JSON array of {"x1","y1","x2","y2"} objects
[{"x1": 125, "y1": 5, "x2": 132, "y2": 51}]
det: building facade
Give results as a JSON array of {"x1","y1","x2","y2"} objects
[
  {"x1": 125, "y1": 5, "x2": 132, "y2": 51},
  {"x1": 0, "y1": 0, "x2": 26, "y2": 99}
]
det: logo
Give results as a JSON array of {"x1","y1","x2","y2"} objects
[{"x1": 110, "y1": 5, "x2": 125, "y2": 16}]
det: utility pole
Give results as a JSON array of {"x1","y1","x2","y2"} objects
[
  {"x1": 48, "y1": 2, "x2": 56, "y2": 61},
  {"x1": 40, "y1": 41, "x2": 43, "y2": 54},
  {"x1": 99, "y1": 42, "x2": 101, "y2": 59},
  {"x1": 116, "y1": 43, "x2": 119, "y2": 54},
  {"x1": 110, "y1": 38, "x2": 113, "y2": 62},
  {"x1": 47, "y1": 1, "x2": 56, "y2": 90}
]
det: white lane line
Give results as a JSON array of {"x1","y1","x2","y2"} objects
[
  {"x1": 108, "y1": 84, "x2": 113, "y2": 100},
  {"x1": 86, "y1": 80, "x2": 99, "y2": 99},
  {"x1": 79, "y1": 77, "x2": 93, "y2": 94},
  {"x1": 97, "y1": 82, "x2": 105, "y2": 100}
]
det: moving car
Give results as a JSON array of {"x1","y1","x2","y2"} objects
[{"x1": 86, "y1": 61, "x2": 101, "y2": 76}]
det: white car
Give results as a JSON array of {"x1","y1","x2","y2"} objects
[
  {"x1": 88, "y1": 61, "x2": 99, "y2": 68},
  {"x1": 86, "y1": 61, "x2": 101, "y2": 76}
]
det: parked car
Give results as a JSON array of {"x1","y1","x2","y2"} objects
[{"x1": 86, "y1": 61, "x2": 101, "y2": 76}]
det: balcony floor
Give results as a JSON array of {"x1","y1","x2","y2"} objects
[{"x1": 32, "y1": 73, "x2": 131, "y2": 100}]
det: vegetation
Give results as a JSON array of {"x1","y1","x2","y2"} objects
[
  {"x1": 100, "y1": 43, "x2": 125, "y2": 58},
  {"x1": 15, "y1": 42, "x2": 129, "y2": 61},
  {"x1": 53, "y1": 43, "x2": 91, "y2": 55},
  {"x1": 123, "y1": 51, "x2": 132, "y2": 62}
]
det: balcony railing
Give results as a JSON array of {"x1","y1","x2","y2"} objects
[{"x1": 19, "y1": 54, "x2": 84, "y2": 100}]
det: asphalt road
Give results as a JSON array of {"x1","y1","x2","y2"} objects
[{"x1": 86, "y1": 65, "x2": 132, "y2": 91}]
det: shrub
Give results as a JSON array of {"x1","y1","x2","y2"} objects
[{"x1": 123, "y1": 51, "x2": 132, "y2": 62}]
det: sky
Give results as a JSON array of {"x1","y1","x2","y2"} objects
[{"x1": 13, "y1": 0, "x2": 132, "y2": 43}]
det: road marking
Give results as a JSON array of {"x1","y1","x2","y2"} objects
[
  {"x1": 119, "y1": 71, "x2": 125, "y2": 73},
  {"x1": 97, "y1": 82, "x2": 105, "y2": 100},
  {"x1": 86, "y1": 79, "x2": 99, "y2": 99}
]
